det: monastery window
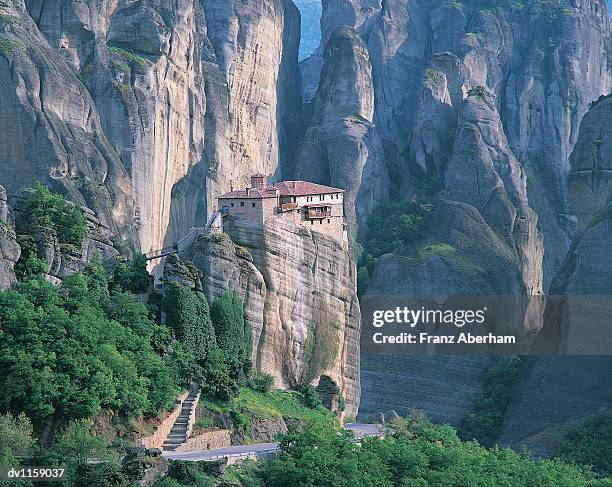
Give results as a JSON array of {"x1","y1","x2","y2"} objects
[
  {"x1": 328, "y1": 219, "x2": 331, "y2": 224},
  {"x1": 252, "y1": 202, "x2": 256, "y2": 207},
  {"x1": 231, "y1": 202, "x2": 235, "y2": 207},
  {"x1": 240, "y1": 201, "x2": 245, "y2": 207}
]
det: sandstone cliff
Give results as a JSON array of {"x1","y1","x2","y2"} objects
[
  {"x1": 174, "y1": 220, "x2": 361, "y2": 418},
  {"x1": 0, "y1": 187, "x2": 19, "y2": 289},
  {"x1": 295, "y1": 27, "x2": 389, "y2": 231},
  {"x1": 298, "y1": 0, "x2": 611, "y2": 427},
  {"x1": 497, "y1": 93, "x2": 612, "y2": 457},
  {"x1": 302, "y1": 0, "x2": 612, "y2": 287},
  {"x1": 1, "y1": 0, "x2": 303, "y2": 255}
]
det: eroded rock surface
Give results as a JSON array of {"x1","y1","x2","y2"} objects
[
  {"x1": 177, "y1": 220, "x2": 361, "y2": 418},
  {"x1": 0, "y1": 187, "x2": 19, "y2": 289},
  {"x1": 1, "y1": 0, "x2": 303, "y2": 254}
]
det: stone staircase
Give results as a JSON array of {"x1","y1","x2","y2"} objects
[{"x1": 162, "y1": 388, "x2": 199, "y2": 451}]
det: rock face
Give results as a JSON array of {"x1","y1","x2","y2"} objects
[
  {"x1": 0, "y1": 0, "x2": 136, "y2": 245},
  {"x1": 178, "y1": 220, "x2": 361, "y2": 418},
  {"x1": 553, "y1": 94, "x2": 612, "y2": 294},
  {"x1": 298, "y1": 0, "x2": 611, "y2": 427},
  {"x1": 10, "y1": 189, "x2": 120, "y2": 282},
  {"x1": 295, "y1": 27, "x2": 389, "y2": 230},
  {"x1": 304, "y1": 0, "x2": 612, "y2": 286},
  {"x1": 0, "y1": 187, "x2": 20, "y2": 289},
  {"x1": 497, "y1": 94, "x2": 612, "y2": 456},
  {"x1": 1, "y1": 0, "x2": 303, "y2": 255}
]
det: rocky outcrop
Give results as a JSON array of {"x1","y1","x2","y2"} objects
[
  {"x1": 295, "y1": 27, "x2": 389, "y2": 230},
  {"x1": 1, "y1": 0, "x2": 303, "y2": 255},
  {"x1": 300, "y1": 0, "x2": 610, "y2": 427},
  {"x1": 304, "y1": 0, "x2": 612, "y2": 287},
  {"x1": 0, "y1": 187, "x2": 19, "y2": 289},
  {"x1": 552, "y1": 94, "x2": 612, "y2": 294},
  {"x1": 177, "y1": 220, "x2": 361, "y2": 418},
  {"x1": 497, "y1": 93, "x2": 612, "y2": 457},
  {"x1": 10, "y1": 190, "x2": 120, "y2": 281},
  {"x1": 0, "y1": 1, "x2": 137, "y2": 245}
]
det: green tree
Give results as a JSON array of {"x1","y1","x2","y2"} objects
[
  {"x1": 0, "y1": 273, "x2": 187, "y2": 423},
  {"x1": 52, "y1": 419, "x2": 113, "y2": 467},
  {"x1": 252, "y1": 374, "x2": 275, "y2": 393},
  {"x1": 365, "y1": 197, "x2": 432, "y2": 259},
  {"x1": 0, "y1": 412, "x2": 34, "y2": 478},
  {"x1": 49, "y1": 419, "x2": 131, "y2": 487},
  {"x1": 112, "y1": 254, "x2": 151, "y2": 293},
  {"x1": 164, "y1": 284, "x2": 217, "y2": 365},
  {"x1": 558, "y1": 411, "x2": 612, "y2": 476},
  {"x1": 210, "y1": 291, "x2": 251, "y2": 372},
  {"x1": 243, "y1": 419, "x2": 607, "y2": 487},
  {"x1": 14, "y1": 236, "x2": 48, "y2": 281},
  {"x1": 24, "y1": 182, "x2": 85, "y2": 246}
]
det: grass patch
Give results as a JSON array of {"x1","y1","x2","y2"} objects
[
  {"x1": 0, "y1": 13, "x2": 20, "y2": 24},
  {"x1": 236, "y1": 387, "x2": 335, "y2": 422},
  {"x1": 198, "y1": 387, "x2": 335, "y2": 424},
  {"x1": 425, "y1": 68, "x2": 443, "y2": 87},
  {"x1": 108, "y1": 46, "x2": 148, "y2": 70},
  {"x1": 0, "y1": 36, "x2": 25, "y2": 56}
]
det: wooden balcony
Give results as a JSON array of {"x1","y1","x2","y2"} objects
[
  {"x1": 307, "y1": 208, "x2": 332, "y2": 219},
  {"x1": 279, "y1": 202, "x2": 298, "y2": 212}
]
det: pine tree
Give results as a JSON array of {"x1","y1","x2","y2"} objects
[
  {"x1": 164, "y1": 284, "x2": 217, "y2": 365},
  {"x1": 210, "y1": 291, "x2": 251, "y2": 369}
]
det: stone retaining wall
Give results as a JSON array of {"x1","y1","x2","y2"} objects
[
  {"x1": 174, "y1": 429, "x2": 232, "y2": 452},
  {"x1": 140, "y1": 391, "x2": 189, "y2": 449}
]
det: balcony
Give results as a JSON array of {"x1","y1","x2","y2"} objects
[
  {"x1": 278, "y1": 202, "x2": 298, "y2": 212},
  {"x1": 306, "y1": 206, "x2": 332, "y2": 219}
]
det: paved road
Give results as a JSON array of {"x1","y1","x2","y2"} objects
[
  {"x1": 163, "y1": 442, "x2": 279, "y2": 461},
  {"x1": 162, "y1": 424, "x2": 385, "y2": 462},
  {"x1": 344, "y1": 422, "x2": 385, "y2": 439}
]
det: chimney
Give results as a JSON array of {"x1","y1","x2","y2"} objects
[{"x1": 251, "y1": 174, "x2": 267, "y2": 189}]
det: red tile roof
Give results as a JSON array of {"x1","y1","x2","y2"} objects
[
  {"x1": 218, "y1": 188, "x2": 279, "y2": 199},
  {"x1": 274, "y1": 181, "x2": 345, "y2": 196},
  {"x1": 218, "y1": 180, "x2": 345, "y2": 200}
]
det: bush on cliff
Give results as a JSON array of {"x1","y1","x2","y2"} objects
[
  {"x1": 365, "y1": 196, "x2": 432, "y2": 259},
  {"x1": 210, "y1": 290, "x2": 252, "y2": 374},
  {"x1": 112, "y1": 253, "x2": 151, "y2": 293},
  {"x1": 558, "y1": 411, "x2": 612, "y2": 476},
  {"x1": 23, "y1": 182, "x2": 86, "y2": 246},
  {"x1": 459, "y1": 356, "x2": 525, "y2": 447}
]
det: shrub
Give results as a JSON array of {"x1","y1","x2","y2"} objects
[
  {"x1": 300, "y1": 385, "x2": 323, "y2": 410},
  {"x1": 558, "y1": 411, "x2": 612, "y2": 476},
  {"x1": 107, "y1": 46, "x2": 147, "y2": 70},
  {"x1": 364, "y1": 196, "x2": 432, "y2": 259},
  {"x1": 252, "y1": 374, "x2": 275, "y2": 393},
  {"x1": 202, "y1": 369, "x2": 239, "y2": 403},
  {"x1": 459, "y1": 356, "x2": 524, "y2": 446},
  {"x1": 210, "y1": 291, "x2": 252, "y2": 373},
  {"x1": 14, "y1": 235, "x2": 48, "y2": 280},
  {"x1": 112, "y1": 253, "x2": 150, "y2": 293},
  {"x1": 468, "y1": 85, "x2": 487, "y2": 99},
  {"x1": 23, "y1": 182, "x2": 86, "y2": 246}
]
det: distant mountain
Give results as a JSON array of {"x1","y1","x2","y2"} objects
[{"x1": 294, "y1": 0, "x2": 322, "y2": 60}]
